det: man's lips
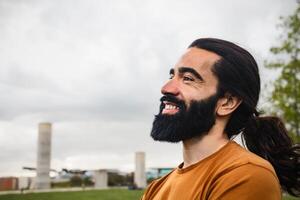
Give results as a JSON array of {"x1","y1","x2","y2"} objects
[{"x1": 162, "y1": 101, "x2": 180, "y2": 114}]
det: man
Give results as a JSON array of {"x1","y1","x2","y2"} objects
[{"x1": 141, "y1": 38, "x2": 299, "y2": 199}]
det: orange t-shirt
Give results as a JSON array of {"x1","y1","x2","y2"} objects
[{"x1": 141, "y1": 141, "x2": 281, "y2": 200}]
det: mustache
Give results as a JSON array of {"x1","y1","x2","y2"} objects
[{"x1": 160, "y1": 94, "x2": 185, "y2": 108}]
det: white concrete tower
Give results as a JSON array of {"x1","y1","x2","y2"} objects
[
  {"x1": 94, "y1": 170, "x2": 108, "y2": 189},
  {"x1": 134, "y1": 151, "x2": 146, "y2": 188},
  {"x1": 36, "y1": 122, "x2": 52, "y2": 189}
]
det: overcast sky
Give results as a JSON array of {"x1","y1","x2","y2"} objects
[{"x1": 0, "y1": 0, "x2": 297, "y2": 177}]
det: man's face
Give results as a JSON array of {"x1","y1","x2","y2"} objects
[{"x1": 151, "y1": 48, "x2": 221, "y2": 142}]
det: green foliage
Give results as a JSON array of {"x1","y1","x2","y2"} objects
[
  {"x1": 70, "y1": 176, "x2": 83, "y2": 187},
  {"x1": 83, "y1": 177, "x2": 94, "y2": 187},
  {"x1": 52, "y1": 176, "x2": 94, "y2": 188},
  {"x1": 108, "y1": 172, "x2": 133, "y2": 186},
  {"x1": 266, "y1": 1, "x2": 300, "y2": 143},
  {"x1": 51, "y1": 181, "x2": 71, "y2": 188}
]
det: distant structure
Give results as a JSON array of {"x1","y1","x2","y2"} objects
[
  {"x1": 134, "y1": 152, "x2": 146, "y2": 188},
  {"x1": 35, "y1": 122, "x2": 52, "y2": 189},
  {"x1": 94, "y1": 169, "x2": 108, "y2": 189},
  {"x1": 0, "y1": 177, "x2": 18, "y2": 191},
  {"x1": 147, "y1": 167, "x2": 174, "y2": 179}
]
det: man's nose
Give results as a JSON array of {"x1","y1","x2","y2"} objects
[{"x1": 161, "y1": 79, "x2": 180, "y2": 96}]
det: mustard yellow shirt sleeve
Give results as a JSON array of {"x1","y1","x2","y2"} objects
[{"x1": 208, "y1": 164, "x2": 282, "y2": 200}]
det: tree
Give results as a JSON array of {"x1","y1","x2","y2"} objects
[
  {"x1": 266, "y1": 1, "x2": 300, "y2": 143},
  {"x1": 70, "y1": 175, "x2": 82, "y2": 187}
]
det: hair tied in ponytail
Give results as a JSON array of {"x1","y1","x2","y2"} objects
[{"x1": 243, "y1": 116, "x2": 300, "y2": 196}]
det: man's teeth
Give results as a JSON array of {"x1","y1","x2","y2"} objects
[{"x1": 165, "y1": 104, "x2": 179, "y2": 110}]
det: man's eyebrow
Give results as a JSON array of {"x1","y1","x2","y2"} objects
[{"x1": 178, "y1": 67, "x2": 204, "y2": 81}]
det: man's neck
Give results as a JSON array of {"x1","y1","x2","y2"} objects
[{"x1": 181, "y1": 125, "x2": 229, "y2": 169}]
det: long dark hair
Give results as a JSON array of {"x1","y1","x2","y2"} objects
[{"x1": 189, "y1": 38, "x2": 300, "y2": 197}]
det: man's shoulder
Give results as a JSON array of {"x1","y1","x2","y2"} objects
[
  {"x1": 216, "y1": 141, "x2": 276, "y2": 176},
  {"x1": 208, "y1": 162, "x2": 282, "y2": 199},
  {"x1": 207, "y1": 142, "x2": 281, "y2": 199}
]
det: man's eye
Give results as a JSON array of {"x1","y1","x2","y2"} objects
[{"x1": 183, "y1": 76, "x2": 194, "y2": 82}]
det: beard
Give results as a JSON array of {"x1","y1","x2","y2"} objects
[{"x1": 150, "y1": 93, "x2": 219, "y2": 143}]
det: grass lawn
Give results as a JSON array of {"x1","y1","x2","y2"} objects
[
  {"x1": 0, "y1": 189, "x2": 144, "y2": 200},
  {"x1": 0, "y1": 189, "x2": 298, "y2": 200},
  {"x1": 283, "y1": 194, "x2": 300, "y2": 200}
]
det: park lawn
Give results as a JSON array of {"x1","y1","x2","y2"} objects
[
  {"x1": 283, "y1": 194, "x2": 300, "y2": 200},
  {"x1": 0, "y1": 189, "x2": 144, "y2": 200},
  {"x1": 0, "y1": 189, "x2": 298, "y2": 200}
]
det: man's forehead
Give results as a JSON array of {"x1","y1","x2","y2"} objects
[{"x1": 175, "y1": 47, "x2": 221, "y2": 71}]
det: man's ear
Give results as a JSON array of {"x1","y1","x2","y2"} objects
[{"x1": 216, "y1": 93, "x2": 242, "y2": 116}]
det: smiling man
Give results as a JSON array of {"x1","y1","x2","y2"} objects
[{"x1": 141, "y1": 38, "x2": 300, "y2": 200}]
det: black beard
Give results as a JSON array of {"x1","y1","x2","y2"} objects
[{"x1": 150, "y1": 93, "x2": 219, "y2": 143}]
